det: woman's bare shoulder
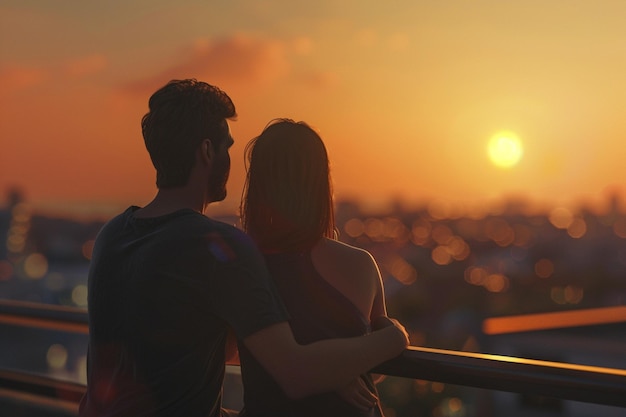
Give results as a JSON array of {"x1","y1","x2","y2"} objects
[{"x1": 319, "y1": 238, "x2": 377, "y2": 270}]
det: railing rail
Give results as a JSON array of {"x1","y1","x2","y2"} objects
[
  {"x1": 0, "y1": 299, "x2": 88, "y2": 334},
  {"x1": 1, "y1": 299, "x2": 625, "y2": 410},
  {"x1": 373, "y1": 346, "x2": 626, "y2": 408},
  {"x1": 0, "y1": 368, "x2": 84, "y2": 402}
]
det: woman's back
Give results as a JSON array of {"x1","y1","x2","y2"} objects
[
  {"x1": 238, "y1": 238, "x2": 385, "y2": 417},
  {"x1": 310, "y1": 238, "x2": 386, "y2": 322}
]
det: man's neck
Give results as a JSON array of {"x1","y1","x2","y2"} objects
[{"x1": 136, "y1": 187, "x2": 207, "y2": 218}]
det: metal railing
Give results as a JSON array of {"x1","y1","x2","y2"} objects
[
  {"x1": 373, "y1": 346, "x2": 626, "y2": 408},
  {"x1": 1, "y1": 299, "x2": 625, "y2": 414},
  {"x1": 0, "y1": 368, "x2": 84, "y2": 416}
]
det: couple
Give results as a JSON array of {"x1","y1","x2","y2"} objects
[{"x1": 79, "y1": 79, "x2": 409, "y2": 417}]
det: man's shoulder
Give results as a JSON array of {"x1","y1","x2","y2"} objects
[
  {"x1": 96, "y1": 207, "x2": 137, "y2": 234},
  {"x1": 139, "y1": 209, "x2": 242, "y2": 238},
  {"x1": 190, "y1": 216, "x2": 262, "y2": 263}
]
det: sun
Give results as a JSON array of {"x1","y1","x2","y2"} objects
[{"x1": 487, "y1": 131, "x2": 524, "y2": 169}]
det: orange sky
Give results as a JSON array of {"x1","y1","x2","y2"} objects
[{"x1": 2, "y1": 1, "x2": 626, "y2": 219}]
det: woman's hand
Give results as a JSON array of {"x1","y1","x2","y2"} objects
[
  {"x1": 336, "y1": 376, "x2": 378, "y2": 411},
  {"x1": 371, "y1": 315, "x2": 410, "y2": 350}
]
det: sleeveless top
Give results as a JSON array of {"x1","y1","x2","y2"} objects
[{"x1": 238, "y1": 250, "x2": 385, "y2": 417}]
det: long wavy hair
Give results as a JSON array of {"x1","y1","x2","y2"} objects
[{"x1": 241, "y1": 119, "x2": 336, "y2": 252}]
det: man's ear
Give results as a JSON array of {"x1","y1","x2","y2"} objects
[{"x1": 199, "y1": 139, "x2": 214, "y2": 165}]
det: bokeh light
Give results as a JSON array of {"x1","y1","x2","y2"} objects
[
  {"x1": 432, "y1": 224, "x2": 453, "y2": 245},
  {"x1": 6, "y1": 234, "x2": 26, "y2": 253},
  {"x1": 72, "y1": 284, "x2": 88, "y2": 307},
  {"x1": 550, "y1": 285, "x2": 583, "y2": 305},
  {"x1": 464, "y1": 266, "x2": 488, "y2": 286},
  {"x1": 11, "y1": 203, "x2": 32, "y2": 223},
  {"x1": 447, "y1": 236, "x2": 470, "y2": 261},
  {"x1": 431, "y1": 245, "x2": 452, "y2": 265},
  {"x1": 411, "y1": 218, "x2": 431, "y2": 246},
  {"x1": 485, "y1": 218, "x2": 514, "y2": 246},
  {"x1": 387, "y1": 255, "x2": 417, "y2": 285},
  {"x1": 613, "y1": 217, "x2": 626, "y2": 238},
  {"x1": 382, "y1": 217, "x2": 409, "y2": 242},
  {"x1": 364, "y1": 218, "x2": 384, "y2": 241},
  {"x1": 535, "y1": 258, "x2": 554, "y2": 279},
  {"x1": 46, "y1": 344, "x2": 68, "y2": 369},
  {"x1": 564, "y1": 285, "x2": 584, "y2": 304},
  {"x1": 428, "y1": 200, "x2": 455, "y2": 220},
  {"x1": 567, "y1": 218, "x2": 587, "y2": 238},
  {"x1": 0, "y1": 260, "x2": 13, "y2": 281},
  {"x1": 77, "y1": 355, "x2": 88, "y2": 385},
  {"x1": 549, "y1": 207, "x2": 574, "y2": 229},
  {"x1": 82, "y1": 239, "x2": 96, "y2": 260},
  {"x1": 23, "y1": 253, "x2": 48, "y2": 279},
  {"x1": 431, "y1": 382, "x2": 445, "y2": 393},
  {"x1": 344, "y1": 218, "x2": 365, "y2": 238},
  {"x1": 484, "y1": 273, "x2": 509, "y2": 293}
]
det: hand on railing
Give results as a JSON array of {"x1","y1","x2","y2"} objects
[{"x1": 371, "y1": 316, "x2": 410, "y2": 351}]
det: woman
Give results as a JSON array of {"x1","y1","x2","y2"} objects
[{"x1": 238, "y1": 119, "x2": 393, "y2": 417}]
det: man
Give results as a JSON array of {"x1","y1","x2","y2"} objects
[{"x1": 79, "y1": 79, "x2": 408, "y2": 417}]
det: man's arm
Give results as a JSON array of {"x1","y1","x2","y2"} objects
[
  {"x1": 243, "y1": 318, "x2": 408, "y2": 400},
  {"x1": 225, "y1": 327, "x2": 240, "y2": 366}
]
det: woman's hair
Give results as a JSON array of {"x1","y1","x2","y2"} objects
[{"x1": 241, "y1": 119, "x2": 335, "y2": 252}]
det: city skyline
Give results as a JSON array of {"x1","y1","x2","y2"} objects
[{"x1": 3, "y1": 181, "x2": 626, "y2": 223}]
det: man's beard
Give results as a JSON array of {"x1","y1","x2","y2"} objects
[{"x1": 208, "y1": 157, "x2": 230, "y2": 203}]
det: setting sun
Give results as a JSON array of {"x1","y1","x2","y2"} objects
[{"x1": 487, "y1": 131, "x2": 524, "y2": 169}]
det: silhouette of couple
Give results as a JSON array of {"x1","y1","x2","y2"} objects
[{"x1": 79, "y1": 79, "x2": 409, "y2": 417}]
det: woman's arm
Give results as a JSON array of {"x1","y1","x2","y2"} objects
[
  {"x1": 368, "y1": 254, "x2": 388, "y2": 322},
  {"x1": 367, "y1": 253, "x2": 394, "y2": 385}
]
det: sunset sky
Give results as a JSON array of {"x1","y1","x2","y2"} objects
[{"x1": 2, "y1": 1, "x2": 626, "y2": 219}]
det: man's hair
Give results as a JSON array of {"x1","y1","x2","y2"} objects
[
  {"x1": 241, "y1": 119, "x2": 335, "y2": 252},
  {"x1": 141, "y1": 79, "x2": 237, "y2": 188}
]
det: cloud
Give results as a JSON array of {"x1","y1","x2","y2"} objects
[
  {"x1": 298, "y1": 70, "x2": 340, "y2": 89},
  {"x1": 63, "y1": 54, "x2": 108, "y2": 77},
  {"x1": 354, "y1": 29, "x2": 379, "y2": 47},
  {"x1": 291, "y1": 36, "x2": 314, "y2": 55},
  {"x1": 121, "y1": 34, "x2": 291, "y2": 97},
  {"x1": 353, "y1": 30, "x2": 410, "y2": 52},
  {"x1": 0, "y1": 52, "x2": 107, "y2": 94},
  {"x1": 387, "y1": 33, "x2": 410, "y2": 51},
  {"x1": 0, "y1": 65, "x2": 48, "y2": 92}
]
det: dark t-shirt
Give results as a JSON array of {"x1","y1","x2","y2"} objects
[
  {"x1": 239, "y1": 250, "x2": 384, "y2": 417},
  {"x1": 79, "y1": 207, "x2": 289, "y2": 417}
]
